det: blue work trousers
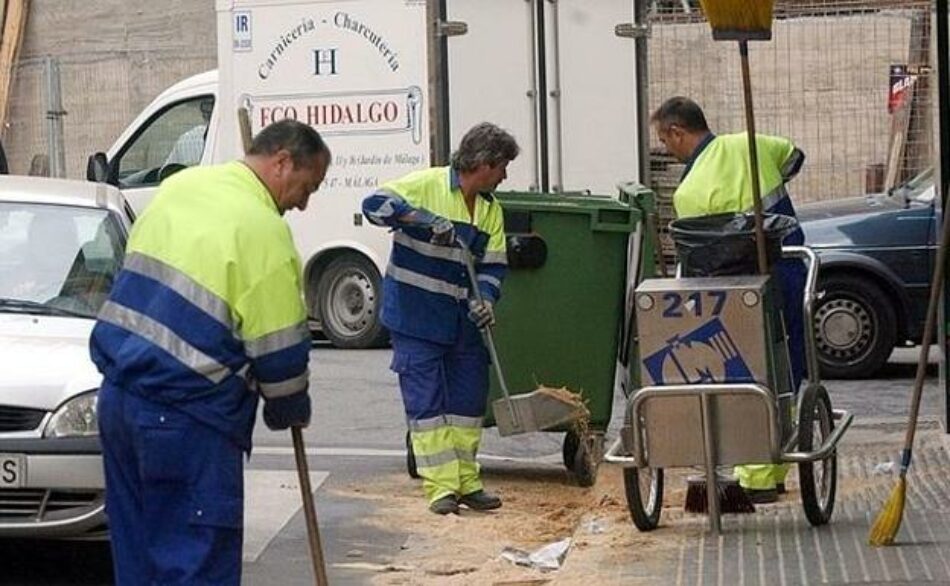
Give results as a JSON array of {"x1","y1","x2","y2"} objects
[
  {"x1": 98, "y1": 381, "x2": 244, "y2": 586},
  {"x1": 776, "y1": 257, "x2": 807, "y2": 392}
]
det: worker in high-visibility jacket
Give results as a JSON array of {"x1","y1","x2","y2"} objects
[
  {"x1": 362, "y1": 122, "x2": 519, "y2": 515},
  {"x1": 652, "y1": 97, "x2": 806, "y2": 505},
  {"x1": 89, "y1": 120, "x2": 331, "y2": 585}
]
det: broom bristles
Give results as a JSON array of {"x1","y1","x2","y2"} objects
[
  {"x1": 869, "y1": 476, "x2": 906, "y2": 546},
  {"x1": 698, "y1": 0, "x2": 774, "y2": 40}
]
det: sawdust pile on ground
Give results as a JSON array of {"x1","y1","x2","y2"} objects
[{"x1": 330, "y1": 464, "x2": 683, "y2": 585}]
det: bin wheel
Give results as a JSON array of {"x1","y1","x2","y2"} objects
[
  {"x1": 563, "y1": 431, "x2": 602, "y2": 487},
  {"x1": 406, "y1": 431, "x2": 420, "y2": 479},
  {"x1": 798, "y1": 383, "x2": 837, "y2": 526},
  {"x1": 623, "y1": 466, "x2": 664, "y2": 531}
]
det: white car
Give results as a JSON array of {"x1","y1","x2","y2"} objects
[{"x1": 0, "y1": 176, "x2": 132, "y2": 538}]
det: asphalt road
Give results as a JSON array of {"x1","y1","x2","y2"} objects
[{"x1": 3, "y1": 345, "x2": 946, "y2": 585}]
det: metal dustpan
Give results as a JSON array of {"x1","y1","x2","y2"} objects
[{"x1": 458, "y1": 239, "x2": 588, "y2": 437}]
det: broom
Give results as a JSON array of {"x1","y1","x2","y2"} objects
[
  {"x1": 683, "y1": 0, "x2": 776, "y2": 516},
  {"x1": 868, "y1": 168, "x2": 950, "y2": 546}
]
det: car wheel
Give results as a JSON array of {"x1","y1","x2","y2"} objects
[
  {"x1": 814, "y1": 274, "x2": 896, "y2": 379},
  {"x1": 315, "y1": 254, "x2": 389, "y2": 349}
]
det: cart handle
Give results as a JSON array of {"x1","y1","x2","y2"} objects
[{"x1": 781, "y1": 245, "x2": 820, "y2": 387}]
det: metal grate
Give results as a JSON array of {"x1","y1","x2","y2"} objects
[
  {"x1": 0, "y1": 489, "x2": 100, "y2": 519},
  {"x1": 0, "y1": 405, "x2": 46, "y2": 432},
  {"x1": 646, "y1": 0, "x2": 935, "y2": 271}
]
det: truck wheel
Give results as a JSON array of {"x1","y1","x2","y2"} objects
[
  {"x1": 814, "y1": 275, "x2": 896, "y2": 379},
  {"x1": 315, "y1": 254, "x2": 389, "y2": 349},
  {"x1": 798, "y1": 383, "x2": 837, "y2": 526}
]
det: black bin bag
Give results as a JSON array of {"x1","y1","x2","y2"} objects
[{"x1": 669, "y1": 212, "x2": 799, "y2": 277}]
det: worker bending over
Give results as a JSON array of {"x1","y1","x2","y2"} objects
[
  {"x1": 363, "y1": 122, "x2": 519, "y2": 515},
  {"x1": 653, "y1": 96, "x2": 806, "y2": 504},
  {"x1": 91, "y1": 120, "x2": 329, "y2": 584}
]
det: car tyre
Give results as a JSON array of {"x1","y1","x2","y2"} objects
[
  {"x1": 814, "y1": 274, "x2": 896, "y2": 379},
  {"x1": 315, "y1": 254, "x2": 389, "y2": 349}
]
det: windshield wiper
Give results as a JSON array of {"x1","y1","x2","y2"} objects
[{"x1": 0, "y1": 298, "x2": 91, "y2": 319}]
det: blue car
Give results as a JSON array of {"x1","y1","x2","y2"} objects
[{"x1": 800, "y1": 169, "x2": 936, "y2": 378}]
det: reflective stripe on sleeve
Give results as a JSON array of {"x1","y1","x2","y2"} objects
[
  {"x1": 387, "y1": 265, "x2": 468, "y2": 299},
  {"x1": 258, "y1": 370, "x2": 310, "y2": 399},
  {"x1": 245, "y1": 322, "x2": 310, "y2": 358},
  {"x1": 97, "y1": 300, "x2": 230, "y2": 384},
  {"x1": 124, "y1": 252, "x2": 233, "y2": 329},
  {"x1": 394, "y1": 231, "x2": 465, "y2": 262}
]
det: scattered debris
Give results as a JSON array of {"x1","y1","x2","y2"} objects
[
  {"x1": 873, "y1": 461, "x2": 896, "y2": 475},
  {"x1": 501, "y1": 538, "x2": 572, "y2": 571},
  {"x1": 424, "y1": 562, "x2": 479, "y2": 576},
  {"x1": 583, "y1": 517, "x2": 606, "y2": 535},
  {"x1": 333, "y1": 562, "x2": 414, "y2": 573}
]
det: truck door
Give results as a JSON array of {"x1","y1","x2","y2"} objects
[{"x1": 443, "y1": 0, "x2": 643, "y2": 195}]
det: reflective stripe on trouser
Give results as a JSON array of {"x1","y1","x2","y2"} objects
[
  {"x1": 410, "y1": 420, "x2": 483, "y2": 501},
  {"x1": 98, "y1": 381, "x2": 244, "y2": 585},
  {"x1": 734, "y1": 463, "x2": 790, "y2": 491},
  {"x1": 391, "y1": 326, "x2": 489, "y2": 503}
]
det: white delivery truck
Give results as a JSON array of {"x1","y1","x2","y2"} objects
[{"x1": 88, "y1": 0, "x2": 647, "y2": 348}]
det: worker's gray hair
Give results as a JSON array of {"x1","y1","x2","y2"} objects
[
  {"x1": 451, "y1": 122, "x2": 520, "y2": 172},
  {"x1": 249, "y1": 119, "x2": 331, "y2": 168}
]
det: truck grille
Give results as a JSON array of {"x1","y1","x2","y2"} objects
[
  {"x1": 0, "y1": 406, "x2": 46, "y2": 432},
  {"x1": 0, "y1": 489, "x2": 101, "y2": 520}
]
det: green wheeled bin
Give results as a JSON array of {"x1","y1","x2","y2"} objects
[{"x1": 486, "y1": 186, "x2": 656, "y2": 485}]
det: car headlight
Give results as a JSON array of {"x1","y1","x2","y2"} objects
[{"x1": 45, "y1": 390, "x2": 98, "y2": 438}]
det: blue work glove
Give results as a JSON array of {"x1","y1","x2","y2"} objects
[
  {"x1": 263, "y1": 391, "x2": 311, "y2": 431},
  {"x1": 467, "y1": 299, "x2": 495, "y2": 329}
]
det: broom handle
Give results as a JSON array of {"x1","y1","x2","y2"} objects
[
  {"x1": 237, "y1": 108, "x2": 328, "y2": 584},
  {"x1": 739, "y1": 41, "x2": 769, "y2": 275},
  {"x1": 901, "y1": 185, "x2": 950, "y2": 472},
  {"x1": 293, "y1": 427, "x2": 329, "y2": 586}
]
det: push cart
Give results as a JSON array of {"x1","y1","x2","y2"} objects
[{"x1": 605, "y1": 245, "x2": 854, "y2": 533}]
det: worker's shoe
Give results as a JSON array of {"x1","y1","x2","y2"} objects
[
  {"x1": 459, "y1": 490, "x2": 502, "y2": 511},
  {"x1": 743, "y1": 487, "x2": 778, "y2": 504},
  {"x1": 429, "y1": 495, "x2": 460, "y2": 515}
]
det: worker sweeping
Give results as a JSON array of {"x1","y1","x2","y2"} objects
[
  {"x1": 90, "y1": 120, "x2": 330, "y2": 585},
  {"x1": 362, "y1": 122, "x2": 519, "y2": 515},
  {"x1": 652, "y1": 96, "x2": 806, "y2": 504}
]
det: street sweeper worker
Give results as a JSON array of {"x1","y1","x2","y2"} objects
[
  {"x1": 362, "y1": 122, "x2": 519, "y2": 515},
  {"x1": 652, "y1": 96, "x2": 806, "y2": 505},
  {"x1": 90, "y1": 119, "x2": 330, "y2": 585}
]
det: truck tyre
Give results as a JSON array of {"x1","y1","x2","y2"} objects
[
  {"x1": 814, "y1": 274, "x2": 896, "y2": 379},
  {"x1": 315, "y1": 254, "x2": 389, "y2": 349}
]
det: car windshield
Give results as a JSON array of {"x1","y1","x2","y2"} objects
[{"x1": 0, "y1": 202, "x2": 125, "y2": 318}]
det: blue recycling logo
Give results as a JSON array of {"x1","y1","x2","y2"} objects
[{"x1": 643, "y1": 317, "x2": 754, "y2": 385}]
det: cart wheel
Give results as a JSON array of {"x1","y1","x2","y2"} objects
[
  {"x1": 563, "y1": 431, "x2": 602, "y2": 487},
  {"x1": 798, "y1": 383, "x2": 837, "y2": 526},
  {"x1": 406, "y1": 430, "x2": 420, "y2": 479},
  {"x1": 623, "y1": 466, "x2": 664, "y2": 531}
]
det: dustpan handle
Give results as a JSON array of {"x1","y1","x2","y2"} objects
[{"x1": 457, "y1": 239, "x2": 518, "y2": 412}]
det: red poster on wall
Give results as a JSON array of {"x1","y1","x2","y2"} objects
[{"x1": 889, "y1": 64, "x2": 917, "y2": 114}]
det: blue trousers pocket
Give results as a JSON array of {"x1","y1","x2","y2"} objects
[{"x1": 137, "y1": 410, "x2": 191, "y2": 484}]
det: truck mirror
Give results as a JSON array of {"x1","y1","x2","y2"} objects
[{"x1": 87, "y1": 153, "x2": 113, "y2": 184}]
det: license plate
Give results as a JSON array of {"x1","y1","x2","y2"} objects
[{"x1": 0, "y1": 454, "x2": 24, "y2": 488}]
